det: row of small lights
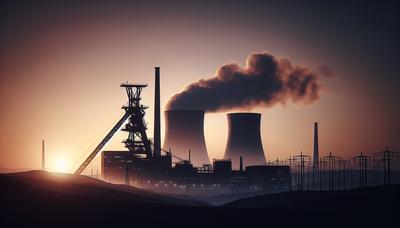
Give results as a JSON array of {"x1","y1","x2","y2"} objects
[{"x1": 128, "y1": 180, "x2": 261, "y2": 189}]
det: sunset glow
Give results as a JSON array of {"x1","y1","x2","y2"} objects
[
  {"x1": 52, "y1": 157, "x2": 70, "y2": 173},
  {"x1": 0, "y1": 1, "x2": 398, "y2": 174},
  {"x1": 1, "y1": 2, "x2": 399, "y2": 227}
]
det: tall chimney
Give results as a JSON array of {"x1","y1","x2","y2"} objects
[
  {"x1": 163, "y1": 110, "x2": 210, "y2": 166},
  {"x1": 313, "y1": 122, "x2": 319, "y2": 170},
  {"x1": 224, "y1": 113, "x2": 266, "y2": 169},
  {"x1": 42, "y1": 139, "x2": 45, "y2": 170},
  {"x1": 239, "y1": 156, "x2": 243, "y2": 172},
  {"x1": 153, "y1": 67, "x2": 161, "y2": 157}
]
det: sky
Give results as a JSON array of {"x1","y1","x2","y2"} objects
[{"x1": 0, "y1": 0, "x2": 399, "y2": 173}]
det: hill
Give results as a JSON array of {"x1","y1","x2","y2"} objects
[
  {"x1": 2, "y1": 170, "x2": 207, "y2": 206},
  {"x1": 1, "y1": 170, "x2": 399, "y2": 227},
  {"x1": 224, "y1": 185, "x2": 400, "y2": 227}
]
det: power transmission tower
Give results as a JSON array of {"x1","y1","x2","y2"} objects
[
  {"x1": 293, "y1": 152, "x2": 311, "y2": 191},
  {"x1": 354, "y1": 152, "x2": 369, "y2": 188},
  {"x1": 321, "y1": 152, "x2": 341, "y2": 191}
]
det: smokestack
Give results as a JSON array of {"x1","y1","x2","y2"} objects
[
  {"x1": 163, "y1": 110, "x2": 210, "y2": 166},
  {"x1": 239, "y1": 156, "x2": 243, "y2": 172},
  {"x1": 224, "y1": 113, "x2": 266, "y2": 169},
  {"x1": 42, "y1": 139, "x2": 45, "y2": 170},
  {"x1": 313, "y1": 122, "x2": 319, "y2": 170},
  {"x1": 153, "y1": 67, "x2": 161, "y2": 157}
]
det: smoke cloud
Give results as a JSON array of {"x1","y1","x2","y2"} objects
[{"x1": 166, "y1": 52, "x2": 323, "y2": 112}]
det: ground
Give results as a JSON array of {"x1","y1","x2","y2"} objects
[{"x1": 1, "y1": 171, "x2": 399, "y2": 227}]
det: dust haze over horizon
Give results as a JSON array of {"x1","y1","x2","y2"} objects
[{"x1": 0, "y1": 0, "x2": 399, "y2": 172}]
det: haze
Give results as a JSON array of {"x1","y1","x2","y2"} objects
[{"x1": 0, "y1": 0, "x2": 399, "y2": 173}]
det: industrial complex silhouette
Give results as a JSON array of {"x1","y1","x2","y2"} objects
[
  {"x1": 95, "y1": 68, "x2": 291, "y2": 194},
  {"x1": 68, "y1": 67, "x2": 400, "y2": 195}
]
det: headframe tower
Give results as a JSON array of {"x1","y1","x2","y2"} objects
[
  {"x1": 74, "y1": 82, "x2": 153, "y2": 174},
  {"x1": 120, "y1": 82, "x2": 152, "y2": 158}
]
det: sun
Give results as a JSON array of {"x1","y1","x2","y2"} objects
[{"x1": 54, "y1": 157, "x2": 69, "y2": 173}]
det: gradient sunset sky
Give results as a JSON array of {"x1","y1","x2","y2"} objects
[{"x1": 1, "y1": 0, "x2": 399, "y2": 173}]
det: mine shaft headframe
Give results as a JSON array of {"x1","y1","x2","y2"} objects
[
  {"x1": 120, "y1": 82, "x2": 152, "y2": 157},
  {"x1": 120, "y1": 82, "x2": 148, "y2": 108},
  {"x1": 74, "y1": 82, "x2": 151, "y2": 175}
]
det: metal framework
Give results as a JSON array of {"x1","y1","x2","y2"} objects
[
  {"x1": 286, "y1": 155, "x2": 296, "y2": 192},
  {"x1": 321, "y1": 152, "x2": 341, "y2": 191},
  {"x1": 283, "y1": 147, "x2": 399, "y2": 192},
  {"x1": 120, "y1": 82, "x2": 152, "y2": 157},
  {"x1": 268, "y1": 158, "x2": 285, "y2": 166},
  {"x1": 293, "y1": 152, "x2": 311, "y2": 191},
  {"x1": 353, "y1": 152, "x2": 370, "y2": 188},
  {"x1": 373, "y1": 147, "x2": 400, "y2": 185},
  {"x1": 337, "y1": 158, "x2": 346, "y2": 190},
  {"x1": 74, "y1": 112, "x2": 130, "y2": 175},
  {"x1": 74, "y1": 82, "x2": 153, "y2": 175}
]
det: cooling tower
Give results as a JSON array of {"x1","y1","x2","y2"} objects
[
  {"x1": 163, "y1": 110, "x2": 210, "y2": 166},
  {"x1": 224, "y1": 113, "x2": 266, "y2": 169}
]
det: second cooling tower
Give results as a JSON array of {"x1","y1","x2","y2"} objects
[
  {"x1": 224, "y1": 113, "x2": 266, "y2": 169},
  {"x1": 163, "y1": 110, "x2": 210, "y2": 166}
]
